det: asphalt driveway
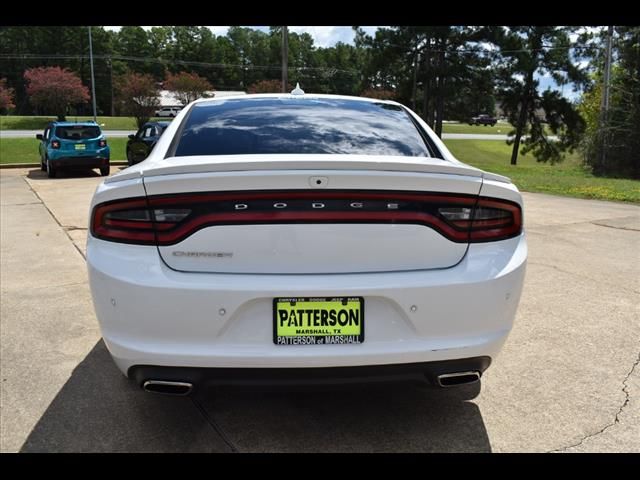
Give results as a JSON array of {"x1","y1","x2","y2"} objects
[{"x1": 1, "y1": 168, "x2": 638, "y2": 452}]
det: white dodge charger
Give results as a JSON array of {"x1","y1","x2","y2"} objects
[{"x1": 87, "y1": 91, "x2": 527, "y2": 395}]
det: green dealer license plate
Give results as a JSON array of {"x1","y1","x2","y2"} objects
[
  {"x1": 74, "y1": 144, "x2": 86, "y2": 150},
  {"x1": 273, "y1": 297, "x2": 364, "y2": 345}
]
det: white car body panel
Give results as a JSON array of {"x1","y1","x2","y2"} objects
[
  {"x1": 139, "y1": 168, "x2": 482, "y2": 273},
  {"x1": 87, "y1": 93, "x2": 527, "y2": 383},
  {"x1": 160, "y1": 224, "x2": 468, "y2": 274},
  {"x1": 87, "y1": 233, "x2": 526, "y2": 372}
]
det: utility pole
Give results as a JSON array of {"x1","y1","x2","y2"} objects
[
  {"x1": 411, "y1": 50, "x2": 420, "y2": 110},
  {"x1": 600, "y1": 25, "x2": 614, "y2": 170},
  {"x1": 88, "y1": 26, "x2": 98, "y2": 121},
  {"x1": 282, "y1": 26, "x2": 288, "y2": 93},
  {"x1": 108, "y1": 57, "x2": 115, "y2": 116}
]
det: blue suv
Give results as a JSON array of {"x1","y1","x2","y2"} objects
[{"x1": 37, "y1": 121, "x2": 111, "y2": 178}]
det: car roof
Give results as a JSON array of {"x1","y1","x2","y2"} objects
[
  {"x1": 190, "y1": 92, "x2": 402, "y2": 108},
  {"x1": 50, "y1": 121, "x2": 102, "y2": 127}
]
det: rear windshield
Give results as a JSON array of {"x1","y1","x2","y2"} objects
[
  {"x1": 55, "y1": 126, "x2": 101, "y2": 140},
  {"x1": 173, "y1": 98, "x2": 432, "y2": 157}
]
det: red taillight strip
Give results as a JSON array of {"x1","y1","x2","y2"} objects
[
  {"x1": 90, "y1": 191, "x2": 522, "y2": 246},
  {"x1": 103, "y1": 219, "x2": 176, "y2": 231},
  {"x1": 153, "y1": 210, "x2": 469, "y2": 245},
  {"x1": 451, "y1": 218, "x2": 511, "y2": 229},
  {"x1": 92, "y1": 226, "x2": 156, "y2": 243},
  {"x1": 103, "y1": 219, "x2": 155, "y2": 230}
]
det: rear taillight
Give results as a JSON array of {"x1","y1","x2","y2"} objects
[
  {"x1": 91, "y1": 199, "x2": 192, "y2": 245},
  {"x1": 51, "y1": 140, "x2": 60, "y2": 149},
  {"x1": 438, "y1": 197, "x2": 522, "y2": 242},
  {"x1": 99, "y1": 139, "x2": 107, "y2": 147},
  {"x1": 91, "y1": 191, "x2": 522, "y2": 245}
]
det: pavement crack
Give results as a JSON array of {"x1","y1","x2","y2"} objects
[
  {"x1": 549, "y1": 350, "x2": 640, "y2": 453},
  {"x1": 190, "y1": 396, "x2": 239, "y2": 453},
  {"x1": 530, "y1": 215, "x2": 639, "y2": 229},
  {"x1": 50, "y1": 281, "x2": 86, "y2": 289},
  {"x1": 63, "y1": 226, "x2": 88, "y2": 231},
  {"x1": 1, "y1": 202, "x2": 42, "y2": 206},
  {"x1": 22, "y1": 177, "x2": 86, "y2": 260},
  {"x1": 590, "y1": 222, "x2": 640, "y2": 232}
]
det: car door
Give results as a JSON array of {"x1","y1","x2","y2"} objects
[
  {"x1": 131, "y1": 125, "x2": 158, "y2": 162},
  {"x1": 129, "y1": 126, "x2": 144, "y2": 162},
  {"x1": 39, "y1": 125, "x2": 51, "y2": 159}
]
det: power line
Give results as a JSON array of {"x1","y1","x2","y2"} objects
[{"x1": 0, "y1": 53, "x2": 362, "y2": 77}]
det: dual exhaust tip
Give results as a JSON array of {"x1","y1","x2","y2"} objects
[
  {"x1": 142, "y1": 371, "x2": 480, "y2": 395},
  {"x1": 436, "y1": 371, "x2": 480, "y2": 387},
  {"x1": 143, "y1": 380, "x2": 193, "y2": 396}
]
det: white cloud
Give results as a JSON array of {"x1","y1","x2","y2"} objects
[
  {"x1": 207, "y1": 26, "x2": 230, "y2": 37},
  {"x1": 289, "y1": 27, "x2": 352, "y2": 47},
  {"x1": 288, "y1": 26, "x2": 378, "y2": 47}
]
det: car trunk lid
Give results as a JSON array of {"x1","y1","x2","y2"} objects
[{"x1": 139, "y1": 155, "x2": 483, "y2": 274}]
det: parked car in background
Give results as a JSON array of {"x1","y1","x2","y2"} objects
[
  {"x1": 469, "y1": 114, "x2": 497, "y2": 126},
  {"x1": 126, "y1": 121, "x2": 171, "y2": 165},
  {"x1": 87, "y1": 93, "x2": 526, "y2": 395},
  {"x1": 155, "y1": 106, "x2": 182, "y2": 117},
  {"x1": 36, "y1": 121, "x2": 110, "y2": 178}
]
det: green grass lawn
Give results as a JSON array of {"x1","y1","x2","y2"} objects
[
  {"x1": 2, "y1": 136, "x2": 638, "y2": 204},
  {"x1": 0, "y1": 115, "x2": 172, "y2": 131},
  {"x1": 2, "y1": 115, "x2": 511, "y2": 134},
  {"x1": 441, "y1": 121, "x2": 513, "y2": 135},
  {"x1": 444, "y1": 139, "x2": 640, "y2": 204},
  {"x1": 0, "y1": 137, "x2": 128, "y2": 163},
  {"x1": 1, "y1": 116, "x2": 554, "y2": 136}
]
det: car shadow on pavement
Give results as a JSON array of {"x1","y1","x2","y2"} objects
[
  {"x1": 19, "y1": 341, "x2": 233, "y2": 453},
  {"x1": 20, "y1": 341, "x2": 491, "y2": 452},
  {"x1": 194, "y1": 380, "x2": 490, "y2": 452},
  {"x1": 26, "y1": 168, "x2": 101, "y2": 180}
]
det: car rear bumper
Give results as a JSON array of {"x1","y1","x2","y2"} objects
[
  {"x1": 49, "y1": 156, "x2": 110, "y2": 168},
  {"x1": 129, "y1": 356, "x2": 492, "y2": 390},
  {"x1": 87, "y1": 233, "x2": 527, "y2": 375}
]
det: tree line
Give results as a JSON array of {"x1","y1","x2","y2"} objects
[{"x1": 1, "y1": 26, "x2": 638, "y2": 176}]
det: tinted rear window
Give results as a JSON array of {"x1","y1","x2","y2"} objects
[
  {"x1": 55, "y1": 126, "x2": 101, "y2": 140},
  {"x1": 173, "y1": 98, "x2": 431, "y2": 157}
]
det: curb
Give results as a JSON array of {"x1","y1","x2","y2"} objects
[{"x1": 0, "y1": 161, "x2": 129, "y2": 169}]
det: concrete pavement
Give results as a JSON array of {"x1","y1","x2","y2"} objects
[{"x1": 1, "y1": 167, "x2": 638, "y2": 452}]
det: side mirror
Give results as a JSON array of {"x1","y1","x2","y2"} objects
[
  {"x1": 36, "y1": 134, "x2": 44, "y2": 140},
  {"x1": 128, "y1": 134, "x2": 136, "y2": 140}
]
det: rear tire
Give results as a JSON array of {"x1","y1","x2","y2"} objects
[
  {"x1": 100, "y1": 166, "x2": 110, "y2": 177},
  {"x1": 46, "y1": 159, "x2": 56, "y2": 178},
  {"x1": 126, "y1": 149, "x2": 134, "y2": 166},
  {"x1": 40, "y1": 156, "x2": 46, "y2": 171}
]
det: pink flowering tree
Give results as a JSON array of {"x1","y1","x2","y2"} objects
[
  {"x1": 0, "y1": 78, "x2": 16, "y2": 113},
  {"x1": 24, "y1": 67, "x2": 90, "y2": 120}
]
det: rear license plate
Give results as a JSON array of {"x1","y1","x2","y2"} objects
[
  {"x1": 74, "y1": 144, "x2": 86, "y2": 150},
  {"x1": 274, "y1": 297, "x2": 364, "y2": 345}
]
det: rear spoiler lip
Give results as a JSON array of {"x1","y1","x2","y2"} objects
[{"x1": 105, "y1": 154, "x2": 491, "y2": 184}]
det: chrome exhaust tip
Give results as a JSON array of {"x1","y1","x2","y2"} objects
[
  {"x1": 436, "y1": 371, "x2": 481, "y2": 388},
  {"x1": 143, "y1": 380, "x2": 193, "y2": 396}
]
